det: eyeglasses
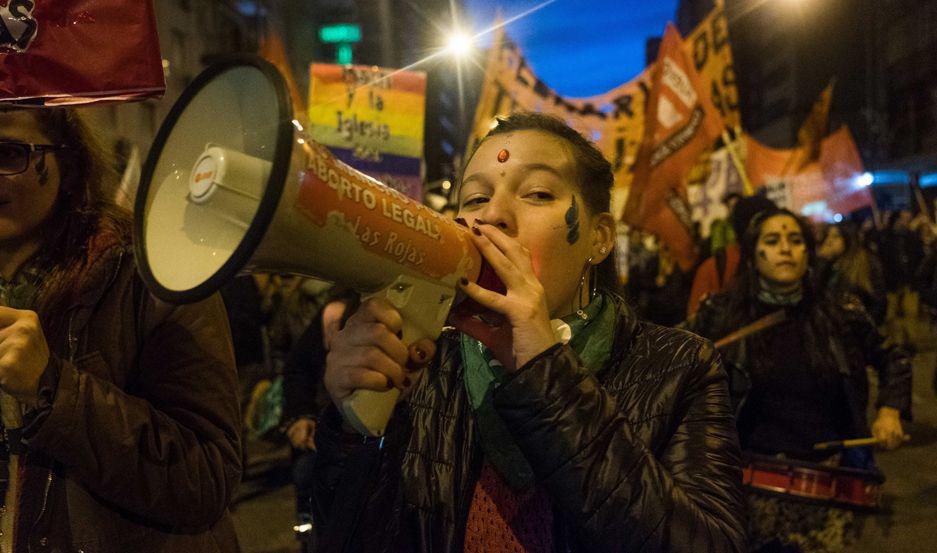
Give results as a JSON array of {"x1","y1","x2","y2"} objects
[{"x1": 0, "y1": 141, "x2": 70, "y2": 176}]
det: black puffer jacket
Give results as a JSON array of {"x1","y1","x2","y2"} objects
[{"x1": 313, "y1": 295, "x2": 745, "y2": 552}]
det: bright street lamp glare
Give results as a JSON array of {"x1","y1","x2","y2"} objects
[{"x1": 446, "y1": 33, "x2": 472, "y2": 57}]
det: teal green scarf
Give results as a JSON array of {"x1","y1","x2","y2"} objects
[{"x1": 460, "y1": 293, "x2": 618, "y2": 490}]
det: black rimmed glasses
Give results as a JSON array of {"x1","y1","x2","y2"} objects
[{"x1": 0, "y1": 141, "x2": 70, "y2": 176}]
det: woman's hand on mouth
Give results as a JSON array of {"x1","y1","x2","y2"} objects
[{"x1": 459, "y1": 222, "x2": 558, "y2": 370}]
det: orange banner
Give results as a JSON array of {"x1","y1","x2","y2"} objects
[
  {"x1": 744, "y1": 127, "x2": 870, "y2": 220},
  {"x1": 820, "y1": 126, "x2": 871, "y2": 215},
  {"x1": 624, "y1": 23, "x2": 724, "y2": 270}
]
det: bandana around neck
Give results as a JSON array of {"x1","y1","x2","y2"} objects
[
  {"x1": 460, "y1": 292, "x2": 618, "y2": 490},
  {"x1": 757, "y1": 277, "x2": 803, "y2": 306}
]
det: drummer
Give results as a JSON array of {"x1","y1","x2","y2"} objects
[{"x1": 686, "y1": 208, "x2": 912, "y2": 553}]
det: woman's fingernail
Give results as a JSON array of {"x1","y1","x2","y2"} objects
[
  {"x1": 472, "y1": 226, "x2": 482, "y2": 236},
  {"x1": 385, "y1": 376, "x2": 394, "y2": 390},
  {"x1": 396, "y1": 330, "x2": 403, "y2": 339},
  {"x1": 460, "y1": 277, "x2": 469, "y2": 286},
  {"x1": 416, "y1": 347, "x2": 427, "y2": 361}
]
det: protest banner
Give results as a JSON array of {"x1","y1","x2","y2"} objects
[
  {"x1": 467, "y1": 24, "x2": 649, "y2": 202},
  {"x1": 820, "y1": 125, "x2": 872, "y2": 216},
  {"x1": 685, "y1": 3, "x2": 740, "y2": 128},
  {"x1": 688, "y1": 147, "x2": 745, "y2": 237},
  {"x1": 0, "y1": 0, "x2": 164, "y2": 104},
  {"x1": 466, "y1": 3, "x2": 739, "y2": 212},
  {"x1": 624, "y1": 23, "x2": 724, "y2": 270},
  {"x1": 744, "y1": 126, "x2": 871, "y2": 221},
  {"x1": 308, "y1": 63, "x2": 427, "y2": 200}
]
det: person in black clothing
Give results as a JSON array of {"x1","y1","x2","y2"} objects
[
  {"x1": 815, "y1": 222, "x2": 887, "y2": 325},
  {"x1": 688, "y1": 208, "x2": 912, "y2": 553},
  {"x1": 310, "y1": 112, "x2": 745, "y2": 552},
  {"x1": 915, "y1": 224, "x2": 937, "y2": 395},
  {"x1": 281, "y1": 288, "x2": 359, "y2": 529}
]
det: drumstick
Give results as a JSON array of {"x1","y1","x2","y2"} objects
[
  {"x1": 813, "y1": 435, "x2": 911, "y2": 450},
  {"x1": 714, "y1": 310, "x2": 787, "y2": 349}
]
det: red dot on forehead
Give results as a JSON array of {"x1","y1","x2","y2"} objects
[{"x1": 497, "y1": 149, "x2": 510, "y2": 163}]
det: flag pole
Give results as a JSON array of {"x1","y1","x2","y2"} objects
[
  {"x1": 721, "y1": 128, "x2": 754, "y2": 196},
  {"x1": 913, "y1": 181, "x2": 934, "y2": 225},
  {"x1": 869, "y1": 188, "x2": 883, "y2": 230}
]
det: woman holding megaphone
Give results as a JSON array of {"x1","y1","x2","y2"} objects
[
  {"x1": 314, "y1": 112, "x2": 745, "y2": 552},
  {"x1": 0, "y1": 108, "x2": 241, "y2": 552}
]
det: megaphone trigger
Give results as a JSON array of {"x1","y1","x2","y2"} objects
[{"x1": 341, "y1": 274, "x2": 456, "y2": 437}]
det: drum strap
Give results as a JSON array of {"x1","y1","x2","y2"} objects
[{"x1": 714, "y1": 309, "x2": 787, "y2": 349}]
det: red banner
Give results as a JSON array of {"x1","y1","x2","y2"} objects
[
  {"x1": 625, "y1": 23, "x2": 724, "y2": 270},
  {"x1": 0, "y1": 0, "x2": 164, "y2": 104},
  {"x1": 820, "y1": 126, "x2": 871, "y2": 215}
]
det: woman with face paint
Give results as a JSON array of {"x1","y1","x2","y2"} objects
[
  {"x1": 314, "y1": 112, "x2": 746, "y2": 552},
  {"x1": 0, "y1": 108, "x2": 241, "y2": 551},
  {"x1": 688, "y1": 208, "x2": 912, "y2": 553}
]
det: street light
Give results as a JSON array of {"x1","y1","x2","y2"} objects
[
  {"x1": 445, "y1": 32, "x2": 472, "y2": 58},
  {"x1": 855, "y1": 172, "x2": 874, "y2": 189}
]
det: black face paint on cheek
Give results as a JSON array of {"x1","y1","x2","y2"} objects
[
  {"x1": 565, "y1": 196, "x2": 580, "y2": 244},
  {"x1": 757, "y1": 248, "x2": 768, "y2": 261},
  {"x1": 35, "y1": 154, "x2": 48, "y2": 186}
]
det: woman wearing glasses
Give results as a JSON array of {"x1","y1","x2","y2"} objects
[{"x1": 0, "y1": 108, "x2": 241, "y2": 551}]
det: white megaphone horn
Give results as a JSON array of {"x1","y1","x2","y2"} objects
[{"x1": 134, "y1": 56, "x2": 494, "y2": 437}]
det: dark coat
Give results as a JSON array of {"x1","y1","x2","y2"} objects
[
  {"x1": 916, "y1": 247, "x2": 937, "y2": 308},
  {"x1": 687, "y1": 291, "x2": 912, "y2": 468},
  {"x1": 313, "y1": 296, "x2": 746, "y2": 552},
  {"x1": 18, "y1": 244, "x2": 242, "y2": 553}
]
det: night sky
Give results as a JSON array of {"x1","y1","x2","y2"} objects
[{"x1": 464, "y1": 0, "x2": 679, "y2": 98}]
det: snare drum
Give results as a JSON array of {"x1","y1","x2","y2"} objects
[{"x1": 742, "y1": 453, "x2": 885, "y2": 511}]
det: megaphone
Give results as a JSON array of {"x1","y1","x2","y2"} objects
[{"x1": 134, "y1": 56, "x2": 487, "y2": 437}]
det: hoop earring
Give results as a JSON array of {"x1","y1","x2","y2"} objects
[
  {"x1": 590, "y1": 260, "x2": 598, "y2": 301},
  {"x1": 577, "y1": 257, "x2": 594, "y2": 319}
]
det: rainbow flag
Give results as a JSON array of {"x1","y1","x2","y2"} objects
[{"x1": 309, "y1": 64, "x2": 427, "y2": 199}]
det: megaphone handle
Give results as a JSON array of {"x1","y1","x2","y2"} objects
[
  {"x1": 340, "y1": 387, "x2": 401, "y2": 438},
  {"x1": 339, "y1": 275, "x2": 456, "y2": 437}
]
